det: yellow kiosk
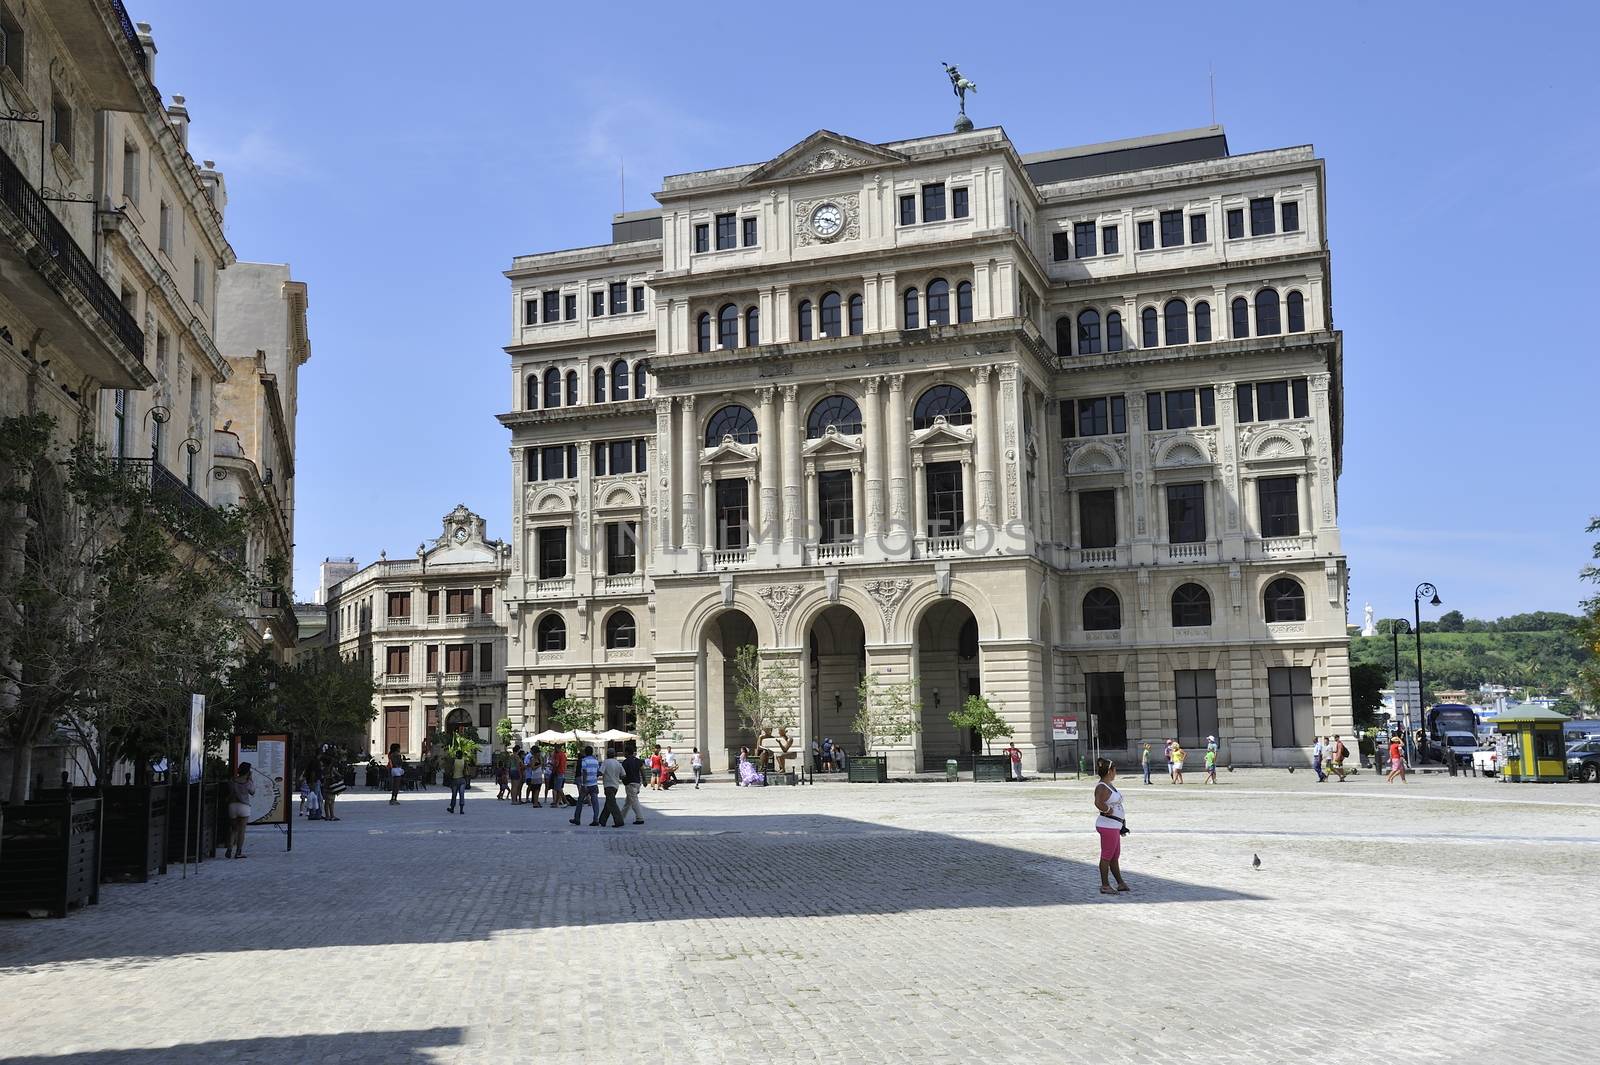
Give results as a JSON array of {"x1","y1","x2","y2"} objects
[{"x1": 1492, "y1": 707, "x2": 1570, "y2": 782}]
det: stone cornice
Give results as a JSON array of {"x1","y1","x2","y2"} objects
[
  {"x1": 1053, "y1": 248, "x2": 1330, "y2": 301},
  {"x1": 497, "y1": 397, "x2": 653, "y2": 430},
  {"x1": 1053, "y1": 330, "x2": 1338, "y2": 382}
]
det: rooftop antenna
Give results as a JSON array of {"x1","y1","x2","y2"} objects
[{"x1": 1209, "y1": 63, "x2": 1216, "y2": 126}]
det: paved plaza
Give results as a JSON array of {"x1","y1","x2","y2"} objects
[{"x1": 1, "y1": 771, "x2": 1597, "y2": 1064}]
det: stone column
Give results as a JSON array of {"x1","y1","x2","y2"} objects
[
  {"x1": 961, "y1": 457, "x2": 976, "y2": 529},
  {"x1": 780, "y1": 385, "x2": 801, "y2": 548},
  {"x1": 757, "y1": 386, "x2": 778, "y2": 547},
  {"x1": 850, "y1": 464, "x2": 863, "y2": 541},
  {"x1": 1296, "y1": 474, "x2": 1312, "y2": 538},
  {"x1": 745, "y1": 473, "x2": 758, "y2": 549},
  {"x1": 972, "y1": 365, "x2": 996, "y2": 525},
  {"x1": 804, "y1": 461, "x2": 818, "y2": 538},
  {"x1": 680, "y1": 396, "x2": 699, "y2": 552},
  {"x1": 653, "y1": 398, "x2": 674, "y2": 557},
  {"x1": 911, "y1": 457, "x2": 927, "y2": 547},
  {"x1": 886, "y1": 375, "x2": 908, "y2": 536},
  {"x1": 862, "y1": 377, "x2": 882, "y2": 540},
  {"x1": 702, "y1": 475, "x2": 716, "y2": 551}
]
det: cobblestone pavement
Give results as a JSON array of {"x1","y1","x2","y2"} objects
[{"x1": 2, "y1": 770, "x2": 1598, "y2": 1064}]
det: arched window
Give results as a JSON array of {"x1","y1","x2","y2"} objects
[
  {"x1": 903, "y1": 288, "x2": 920, "y2": 329},
  {"x1": 1194, "y1": 301, "x2": 1212, "y2": 342},
  {"x1": 797, "y1": 300, "x2": 813, "y2": 342},
  {"x1": 819, "y1": 291, "x2": 842, "y2": 337},
  {"x1": 565, "y1": 370, "x2": 578, "y2": 405},
  {"x1": 1082, "y1": 588, "x2": 1122, "y2": 631},
  {"x1": 926, "y1": 278, "x2": 950, "y2": 325},
  {"x1": 633, "y1": 363, "x2": 647, "y2": 399},
  {"x1": 610, "y1": 359, "x2": 629, "y2": 400},
  {"x1": 1171, "y1": 583, "x2": 1213, "y2": 627},
  {"x1": 745, "y1": 307, "x2": 760, "y2": 347},
  {"x1": 1055, "y1": 316, "x2": 1073, "y2": 356},
  {"x1": 956, "y1": 281, "x2": 973, "y2": 324},
  {"x1": 1164, "y1": 299, "x2": 1189, "y2": 345},
  {"x1": 1106, "y1": 311, "x2": 1124, "y2": 352},
  {"x1": 718, "y1": 303, "x2": 739, "y2": 349},
  {"x1": 543, "y1": 367, "x2": 561, "y2": 408},
  {"x1": 525, "y1": 374, "x2": 539, "y2": 410},
  {"x1": 1141, "y1": 306, "x2": 1159, "y2": 348},
  {"x1": 593, "y1": 366, "x2": 606, "y2": 403},
  {"x1": 848, "y1": 294, "x2": 864, "y2": 335},
  {"x1": 1255, "y1": 288, "x2": 1281, "y2": 336},
  {"x1": 1077, "y1": 309, "x2": 1102, "y2": 355},
  {"x1": 1263, "y1": 577, "x2": 1306, "y2": 623},
  {"x1": 807, "y1": 395, "x2": 863, "y2": 438},
  {"x1": 1231, "y1": 297, "x2": 1250, "y2": 339},
  {"x1": 1287, "y1": 291, "x2": 1305, "y2": 333},
  {"x1": 605, "y1": 610, "x2": 636, "y2": 649},
  {"x1": 697, "y1": 312, "x2": 712, "y2": 352},
  {"x1": 913, "y1": 384, "x2": 972, "y2": 429},
  {"x1": 705, "y1": 404, "x2": 758, "y2": 446},
  {"x1": 536, "y1": 614, "x2": 566, "y2": 652}
]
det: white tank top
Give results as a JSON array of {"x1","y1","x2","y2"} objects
[{"x1": 1094, "y1": 781, "x2": 1124, "y2": 830}]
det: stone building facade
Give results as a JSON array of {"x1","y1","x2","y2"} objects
[
  {"x1": 327, "y1": 506, "x2": 509, "y2": 760},
  {"x1": 501, "y1": 125, "x2": 1350, "y2": 772}
]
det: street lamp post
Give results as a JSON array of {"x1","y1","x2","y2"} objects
[{"x1": 1412, "y1": 583, "x2": 1442, "y2": 763}]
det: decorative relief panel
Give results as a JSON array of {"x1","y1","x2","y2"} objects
[
  {"x1": 757, "y1": 584, "x2": 802, "y2": 632},
  {"x1": 863, "y1": 577, "x2": 912, "y2": 630},
  {"x1": 793, "y1": 192, "x2": 861, "y2": 248}
]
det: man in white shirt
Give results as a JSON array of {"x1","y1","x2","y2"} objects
[
  {"x1": 1312, "y1": 737, "x2": 1326, "y2": 781},
  {"x1": 662, "y1": 747, "x2": 679, "y2": 788}
]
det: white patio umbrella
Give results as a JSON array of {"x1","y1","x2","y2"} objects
[
  {"x1": 594, "y1": 729, "x2": 638, "y2": 743},
  {"x1": 530, "y1": 729, "x2": 572, "y2": 743}
]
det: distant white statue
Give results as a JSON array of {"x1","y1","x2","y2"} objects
[{"x1": 1361, "y1": 603, "x2": 1376, "y2": 637}]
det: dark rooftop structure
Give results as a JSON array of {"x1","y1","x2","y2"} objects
[{"x1": 1021, "y1": 126, "x2": 1229, "y2": 185}]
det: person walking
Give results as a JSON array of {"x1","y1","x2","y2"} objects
[
  {"x1": 1140, "y1": 742, "x2": 1153, "y2": 785},
  {"x1": 225, "y1": 762, "x2": 255, "y2": 859},
  {"x1": 1164, "y1": 739, "x2": 1176, "y2": 783},
  {"x1": 1203, "y1": 745, "x2": 1218, "y2": 784},
  {"x1": 387, "y1": 743, "x2": 404, "y2": 805},
  {"x1": 550, "y1": 745, "x2": 568, "y2": 807},
  {"x1": 622, "y1": 743, "x2": 646, "y2": 824},
  {"x1": 570, "y1": 746, "x2": 601, "y2": 826},
  {"x1": 1329, "y1": 734, "x2": 1350, "y2": 781},
  {"x1": 321, "y1": 756, "x2": 345, "y2": 820},
  {"x1": 1385, "y1": 733, "x2": 1408, "y2": 783},
  {"x1": 1312, "y1": 736, "x2": 1326, "y2": 782},
  {"x1": 495, "y1": 759, "x2": 509, "y2": 800},
  {"x1": 811, "y1": 738, "x2": 821, "y2": 773},
  {"x1": 445, "y1": 747, "x2": 469, "y2": 814},
  {"x1": 1170, "y1": 742, "x2": 1186, "y2": 784},
  {"x1": 691, "y1": 748, "x2": 704, "y2": 790},
  {"x1": 302, "y1": 762, "x2": 323, "y2": 820},
  {"x1": 1005, "y1": 742, "x2": 1023, "y2": 782},
  {"x1": 648, "y1": 747, "x2": 663, "y2": 790},
  {"x1": 1092, "y1": 757, "x2": 1131, "y2": 895},
  {"x1": 509, "y1": 746, "x2": 525, "y2": 805},
  {"x1": 822, "y1": 736, "x2": 834, "y2": 772},
  {"x1": 597, "y1": 747, "x2": 627, "y2": 827},
  {"x1": 525, "y1": 745, "x2": 545, "y2": 808}
]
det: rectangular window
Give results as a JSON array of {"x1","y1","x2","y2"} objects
[
  {"x1": 609, "y1": 282, "x2": 627, "y2": 315},
  {"x1": 445, "y1": 589, "x2": 473, "y2": 615},
  {"x1": 1256, "y1": 380, "x2": 1290, "y2": 420},
  {"x1": 1051, "y1": 232, "x2": 1070, "y2": 262},
  {"x1": 1175, "y1": 670, "x2": 1219, "y2": 747},
  {"x1": 542, "y1": 290, "x2": 560, "y2": 321},
  {"x1": 952, "y1": 187, "x2": 969, "y2": 219},
  {"x1": 742, "y1": 216, "x2": 758, "y2": 247},
  {"x1": 1087, "y1": 672, "x2": 1128, "y2": 750},
  {"x1": 480, "y1": 588, "x2": 493, "y2": 614},
  {"x1": 479, "y1": 642, "x2": 493, "y2": 673},
  {"x1": 523, "y1": 298, "x2": 538, "y2": 326},
  {"x1": 715, "y1": 212, "x2": 737, "y2": 250},
  {"x1": 563, "y1": 294, "x2": 576, "y2": 320},
  {"x1": 631, "y1": 286, "x2": 645, "y2": 312},
  {"x1": 1102, "y1": 224, "x2": 1119, "y2": 254},
  {"x1": 591, "y1": 291, "x2": 605, "y2": 318},
  {"x1": 445, "y1": 645, "x2": 473, "y2": 674},
  {"x1": 1074, "y1": 221, "x2": 1096, "y2": 258},
  {"x1": 386, "y1": 591, "x2": 411, "y2": 619},
  {"x1": 899, "y1": 194, "x2": 917, "y2": 226},
  {"x1": 158, "y1": 201, "x2": 173, "y2": 255},
  {"x1": 121, "y1": 142, "x2": 139, "y2": 206},
  {"x1": 384, "y1": 707, "x2": 410, "y2": 753},
  {"x1": 693, "y1": 224, "x2": 709, "y2": 253},
  {"x1": 50, "y1": 91, "x2": 71, "y2": 156},
  {"x1": 1146, "y1": 392, "x2": 1164, "y2": 431},
  {"x1": 921, "y1": 182, "x2": 946, "y2": 223},
  {"x1": 1059, "y1": 400, "x2": 1076, "y2": 439},
  {"x1": 385, "y1": 645, "x2": 410, "y2": 676},
  {"x1": 817, "y1": 470, "x2": 854, "y2": 543},
  {"x1": 1078, "y1": 397, "x2": 1108, "y2": 437},
  {"x1": 714, "y1": 478, "x2": 749, "y2": 550},
  {"x1": 1269, "y1": 666, "x2": 1314, "y2": 747},
  {"x1": 1257, "y1": 476, "x2": 1300, "y2": 537},
  {"x1": 1236, "y1": 383, "x2": 1254, "y2": 423},
  {"x1": 925, "y1": 461, "x2": 963, "y2": 537},
  {"x1": 1281, "y1": 201, "x2": 1300, "y2": 233},
  {"x1": 479, "y1": 703, "x2": 493, "y2": 729},
  {"x1": 1137, "y1": 220, "x2": 1154, "y2": 250},
  {"x1": 1189, "y1": 213, "x2": 1207, "y2": 244},
  {"x1": 1199, "y1": 386, "x2": 1216, "y2": 426},
  {"x1": 426, "y1": 645, "x2": 438, "y2": 674},
  {"x1": 1226, "y1": 208, "x2": 1244, "y2": 239},
  {"x1": 0, "y1": 6, "x2": 22, "y2": 78},
  {"x1": 1159, "y1": 209, "x2": 1183, "y2": 247},
  {"x1": 1250, "y1": 197, "x2": 1275, "y2": 236},
  {"x1": 1079, "y1": 490, "x2": 1117, "y2": 549},
  {"x1": 606, "y1": 521, "x2": 638, "y2": 574},
  {"x1": 1292, "y1": 377, "x2": 1309, "y2": 418},
  {"x1": 192, "y1": 257, "x2": 205, "y2": 307},
  {"x1": 537, "y1": 527, "x2": 567, "y2": 579},
  {"x1": 1165, "y1": 389, "x2": 1198, "y2": 429},
  {"x1": 427, "y1": 590, "x2": 440, "y2": 617},
  {"x1": 1167, "y1": 483, "x2": 1206, "y2": 543}
]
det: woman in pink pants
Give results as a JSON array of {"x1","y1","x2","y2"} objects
[{"x1": 1093, "y1": 757, "x2": 1130, "y2": 895}]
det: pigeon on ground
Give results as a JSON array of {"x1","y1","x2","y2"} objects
[{"x1": 1252, "y1": 853, "x2": 1261, "y2": 869}]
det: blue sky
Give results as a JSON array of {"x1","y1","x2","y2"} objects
[{"x1": 135, "y1": 0, "x2": 1598, "y2": 622}]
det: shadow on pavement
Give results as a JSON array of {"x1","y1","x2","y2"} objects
[
  {"x1": 0, "y1": 1026, "x2": 464, "y2": 1064},
  {"x1": 0, "y1": 801, "x2": 1260, "y2": 967}
]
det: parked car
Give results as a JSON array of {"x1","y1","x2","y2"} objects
[
  {"x1": 1567, "y1": 739, "x2": 1600, "y2": 783},
  {"x1": 1472, "y1": 747, "x2": 1500, "y2": 776}
]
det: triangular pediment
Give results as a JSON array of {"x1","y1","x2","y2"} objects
[
  {"x1": 910, "y1": 418, "x2": 976, "y2": 447},
  {"x1": 744, "y1": 130, "x2": 907, "y2": 185},
  {"x1": 802, "y1": 429, "x2": 864, "y2": 457},
  {"x1": 703, "y1": 438, "x2": 758, "y2": 463}
]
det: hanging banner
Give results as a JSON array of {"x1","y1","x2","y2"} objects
[
  {"x1": 187, "y1": 694, "x2": 206, "y2": 784},
  {"x1": 231, "y1": 733, "x2": 291, "y2": 825}
]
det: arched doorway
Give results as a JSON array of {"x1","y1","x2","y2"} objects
[
  {"x1": 702, "y1": 609, "x2": 759, "y2": 770},
  {"x1": 443, "y1": 707, "x2": 474, "y2": 737},
  {"x1": 806, "y1": 605, "x2": 866, "y2": 769},
  {"x1": 915, "y1": 600, "x2": 980, "y2": 770}
]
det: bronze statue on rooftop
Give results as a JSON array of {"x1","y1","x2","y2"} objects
[{"x1": 942, "y1": 62, "x2": 977, "y2": 131}]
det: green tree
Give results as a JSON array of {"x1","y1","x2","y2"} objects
[
  {"x1": 731, "y1": 644, "x2": 800, "y2": 769},
  {"x1": 1436, "y1": 610, "x2": 1465, "y2": 633},
  {"x1": 947, "y1": 694, "x2": 1012, "y2": 753},
  {"x1": 549, "y1": 696, "x2": 597, "y2": 756},
  {"x1": 495, "y1": 717, "x2": 517, "y2": 751},
  {"x1": 854, "y1": 673, "x2": 922, "y2": 755},
  {"x1": 630, "y1": 689, "x2": 678, "y2": 755},
  {"x1": 213, "y1": 649, "x2": 376, "y2": 764},
  {"x1": 1576, "y1": 516, "x2": 1600, "y2": 709},
  {"x1": 1349, "y1": 662, "x2": 1388, "y2": 730}
]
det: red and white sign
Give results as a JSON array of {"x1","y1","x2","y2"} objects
[{"x1": 1052, "y1": 714, "x2": 1079, "y2": 742}]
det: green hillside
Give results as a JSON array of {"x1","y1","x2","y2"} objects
[{"x1": 1349, "y1": 629, "x2": 1587, "y2": 694}]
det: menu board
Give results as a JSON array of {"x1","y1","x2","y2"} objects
[{"x1": 232, "y1": 734, "x2": 290, "y2": 825}]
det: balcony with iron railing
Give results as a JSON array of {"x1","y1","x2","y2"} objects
[
  {"x1": 113, "y1": 457, "x2": 211, "y2": 525},
  {"x1": 257, "y1": 588, "x2": 299, "y2": 644}
]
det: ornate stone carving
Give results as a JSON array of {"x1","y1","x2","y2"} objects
[
  {"x1": 793, "y1": 193, "x2": 861, "y2": 248},
  {"x1": 757, "y1": 584, "x2": 802, "y2": 630},
  {"x1": 799, "y1": 148, "x2": 866, "y2": 173},
  {"x1": 863, "y1": 577, "x2": 912, "y2": 629}
]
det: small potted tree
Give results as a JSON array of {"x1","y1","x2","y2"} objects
[
  {"x1": 631, "y1": 689, "x2": 678, "y2": 759},
  {"x1": 732, "y1": 646, "x2": 800, "y2": 784},
  {"x1": 851, "y1": 674, "x2": 922, "y2": 782},
  {"x1": 949, "y1": 694, "x2": 1013, "y2": 781}
]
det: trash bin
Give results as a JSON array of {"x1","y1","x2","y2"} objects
[{"x1": 946, "y1": 759, "x2": 959, "y2": 782}]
